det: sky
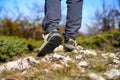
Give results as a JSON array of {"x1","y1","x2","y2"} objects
[{"x1": 0, "y1": 0, "x2": 119, "y2": 33}]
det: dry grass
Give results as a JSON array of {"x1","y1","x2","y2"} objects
[{"x1": 0, "y1": 50, "x2": 120, "y2": 80}]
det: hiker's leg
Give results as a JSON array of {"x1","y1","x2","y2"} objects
[
  {"x1": 42, "y1": 0, "x2": 61, "y2": 34},
  {"x1": 64, "y1": 0, "x2": 83, "y2": 39}
]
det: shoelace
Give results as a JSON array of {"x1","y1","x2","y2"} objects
[
  {"x1": 42, "y1": 29, "x2": 58, "y2": 42},
  {"x1": 42, "y1": 34, "x2": 49, "y2": 42}
]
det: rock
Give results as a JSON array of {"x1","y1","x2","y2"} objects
[
  {"x1": 79, "y1": 49, "x2": 97, "y2": 56},
  {"x1": 104, "y1": 69, "x2": 120, "y2": 79},
  {"x1": 15, "y1": 57, "x2": 39, "y2": 70},
  {"x1": 0, "y1": 56, "x2": 40, "y2": 73},
  {"x1": 0, "y1": 65, "x2": 5, "y2": 73},
  {"x1": 88, "y1": 73, "x2": 105, "y2": 80},
  {"x1": 78, "y1": 61, "x2": 89, "y2": 67},
  {"x1": 73, "y1": 46, "x2": 84, "y2": 53},
  {"x1": 25, "y1": 56, "x2": 39, "y2": 64},
  {"x1": 102, "y1": 53, "x2": 119, "y2": 59},
  {"x1": 4, "y1": 61, "x2": 19, "y2": 70},
  {"x1": 41, "y1": 53, "x2": 72, "y2": 67},
  {"x1": 53, "y1": 54, "x2": 72, "y2": 67},
  {"x1": 54, "y1": 45, "x2": 65, "y2": 52},
  {"x1": 109, "y1": 53, "x2": 118, "y2": 59},
  {"x1": 75, "y1": 55, "x2": 82, "y2": 60},
  {"x1": 21, "y1": 71, "x2": 27, "y2": 75},
  {"x1": 76, "y1": 46, "x2": 84, "y2": 50},
  {"x1": 44, "y1": 69, "x2": 49, "y2": 73},
  {"x1": 18, "y1": 58, "x2": 31, "y2": 70},
  {"x1": 51, "y1": 64, "x2": 64, "y2": 70},
  {"x1": 54, "y1": 45, "x2": 84, "y2": 53},
  {"x1": 72, "y1": 49, "x2": 78, "y2": 53},
  {"x1": 101, "y1": 53, "x2": 108, "y2": 59},
  {"x1": 113, "y1": 59, "x2": 120, "y2": 64},
  {"x1": 52, "y1": 53, "x2": 72, "y2": 62}
]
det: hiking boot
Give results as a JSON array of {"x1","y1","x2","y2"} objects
[
  {"x1": 37, "y1": 30, "x2": 62, "y2": 57},
  {"x1": 64, "y1": 38, "x2": 77, "y2": 51}
]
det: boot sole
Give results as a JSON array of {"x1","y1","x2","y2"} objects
[{"x1": 37, "y1": 35, "x2": 62, "y2": 57}]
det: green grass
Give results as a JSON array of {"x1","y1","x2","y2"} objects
[{"x1": 26, "y1": 39, "x2": 43, "y2": 49}]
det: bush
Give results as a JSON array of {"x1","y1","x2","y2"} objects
[
  {"x1": 0, "y1": 36, "x2": 28, "y2": 62},
  {"x1": 77, "y1": 30, "x2": 120, "y2": 51}
]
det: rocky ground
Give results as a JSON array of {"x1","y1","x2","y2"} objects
[{"x1": 0, "y1": 45, "x2": 120, "y2": 80}]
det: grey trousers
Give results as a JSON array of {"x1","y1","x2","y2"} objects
[{"x1": 42, "y1": 0, "x2": 83, "y2": 39}]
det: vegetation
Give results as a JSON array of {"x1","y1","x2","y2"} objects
[
  {"x1": 0, "y1": 29, "x2": 119, "y2": 62},
  {"x1": 0, "y1": 36, "x2": 42, "y2": 62},
  {"x1": 0, "y1": 18, "x2": 44, "y2": 40},
  {"x1": 77, "y1": 30, "x2": 120, "y2": 51},
  {"x1": 86, "y1": 0, "x2": 120, "y2": 35},
  {"x1": 0, "y1": 36, "x2": 28, "y2": 61}
]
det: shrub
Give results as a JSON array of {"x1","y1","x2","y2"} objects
[
  {"x1": 77, "y1": 30, "x2": 120, "y2": 50},
  {"x1": 0, "y1": 36, "x2": 28, "y2": 62}
]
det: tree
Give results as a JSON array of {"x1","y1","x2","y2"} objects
[
  {"x1": 86, "y1": 0, "x2": 120, "y2": 35},
  {"x1": 26, "y1": 1, "x2": 44, "y2": 39},
  {"x1": 118, "y1": 0, "x2": 120, "y2": 7}
]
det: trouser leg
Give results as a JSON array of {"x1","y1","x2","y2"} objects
[
  {"x1": 42, "y1": 0, "x2": 61, "y2": 33},
  {"x1": 64, "y1": 0, "x2": 83, "y2": 39}
]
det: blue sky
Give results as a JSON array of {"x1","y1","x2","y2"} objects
[{"x1": 0, "y1": 0, "x2": 119, "y2": 33}]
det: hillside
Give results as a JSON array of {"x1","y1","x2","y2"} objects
[{"x1": 0, "y1": 45, "x2": 120, "y2": 80}]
